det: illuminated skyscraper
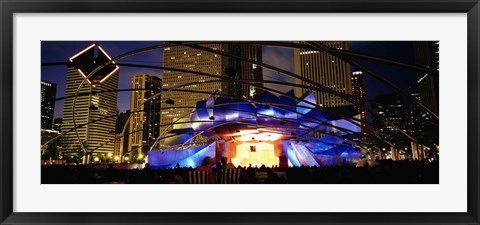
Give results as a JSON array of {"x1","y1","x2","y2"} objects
[
  {"x1": 61, "y1": 44, "x2": 119, "y2": 157},
  {"x1": 294, "y1": 41, "x2": 352, "y2": 107},
  {"x1": 114, "y1": 110, "x2": 130, "y2": 157},
  {"x1": 372, "y1": 93, "x2": 405, "y2": 147},
  {"x1": 128, "y1": 74, "x2": 162, "y2": 154},
  {"x1": 41, "y1": 80, "x2": 57, "y2": 130},
  {"x1": 351, "y1": 69, "x2": 367, "y2": 131},
  {"x1": 161, "y1": 44, "x2": 224, "y2": 146},
  {"x1": 161, "y1": 43, "x2": 262, "y2": 147}
]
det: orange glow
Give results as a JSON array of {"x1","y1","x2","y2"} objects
[
  {"x1": 98, "y1": 46, "x2": 114, "y2": 61},
  {"x1": 77, "y1": 69, "x2": 92, "y2": 84},
  {"x1": 231, "y1": 142, "x2": 279, "y2": 168},
  {"x1": 234, "y1": 132, "x2": 281, "y2": 142},
  {"x1": 99, "y1": 66, "x2": 119, "y2": 83},
  {"x1": 69, "y1": 44, "x2": 95, "y2": 62},
  {"x1": 97, "y1": 45, "x2": 120, "y2": 83}
]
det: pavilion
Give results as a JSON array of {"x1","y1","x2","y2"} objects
[{"x1": 148, "y1": 90, "x2": 362, "y2": 169}]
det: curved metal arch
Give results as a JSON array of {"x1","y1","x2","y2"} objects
[
  {"x1": 74, "y1": 40, "x2": 437, "y2": 121},
  {"x1": 70, "y1": 42, "x2": 191, "y2": 158},
  {"x1": 120, "y1": 76, "x2": 373, "y2": 155},
  {"x1": 49, "y1": 82, "x2": 399, "y2": 152},
  {"x1": 174, "y1": 41, "x2": 438, "y2": 119},
  {"x1": 68, "y1": 41, "x2": 433, "y2": 161},
  {"x1": 45, "y1": 61, "x2": 437, "y2": 127},
  {"x1": 243, "y1": 41, "x2": 438, "y2": 75},
  {"x1": 121, "y1": 75, "x2": 417, "y2": 154},
  {"x1": 47, "y1": 88, "x2": 391, "y2": 157},
  {"x1": 149, "y1": 93, "x2": 402, "y2": 152},
  {"x1": 305, "y1": 41, "x2": 439, "y2": 118}
]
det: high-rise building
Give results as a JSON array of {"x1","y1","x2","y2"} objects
[
  {"x1": 114, "y1": 110, "x2": 130, "y2": 157},
  {"x1": 223, "y1": 44, "x2": 263, "y2": 98},
  {"x1": 128, "y1": 74, "x2": 162, "y2": 154},
  {"x1": 293, "y1": 41, "x2": 352, "y2": 107},
  {"x1": 161, "y1": 43, "x2": 262, "y2": 148},
  {"x1": 372, "y1": 93, "x2": 405, "y2": 147},
  {"x1": 407, "y1": 87, "x2": 424, "y2": 140},
  {"x1": 41, "y1": 80, "x2": 57, "y2": 130},
  {"x1": 61, "y1": 44, "x2": 119, "y2": 157},
  {"x1": 351, "y1": 69, "x2": 367, "y2": 131},
  {"x1": 412, "y1": 41, "x2": 439, "y2": 150},
  {"x1": 413, "y1": 41, "x2": 439, "y2": 115}
]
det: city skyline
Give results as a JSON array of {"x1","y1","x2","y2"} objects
[
  {"x1": 40, "y1": 41, "x2": 439, "y2": 184},
  {"x1": 42, "y1": 41, "x2": 418, "y2": 119}
]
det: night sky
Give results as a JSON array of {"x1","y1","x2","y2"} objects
[{"x1": 41, "y1": 41, "x2": 417, "y2": 119}]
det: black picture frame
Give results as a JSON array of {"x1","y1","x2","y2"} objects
[{"x1": 1, "y1": 0, "x2": 479, "y2": 224}]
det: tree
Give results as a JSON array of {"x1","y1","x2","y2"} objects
[{"x1": 42, "y1": 138, "x2": 61, "y2": 159}]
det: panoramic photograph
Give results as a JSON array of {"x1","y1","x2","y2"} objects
[{"x1": 40, "y1": 41, "x2": 439, "y2": 184}]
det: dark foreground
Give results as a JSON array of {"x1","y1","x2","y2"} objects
[{"x1": 41, "y1": 160, "x2": 438, "y2": 184}]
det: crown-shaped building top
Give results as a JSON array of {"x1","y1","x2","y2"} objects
[{"x1": 69, "y1": 44, "x2": 119, "y2": 84}]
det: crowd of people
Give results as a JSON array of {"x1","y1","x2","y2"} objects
[{"x1": 41, "y1": 158, "x2": 438, "y2": 184}]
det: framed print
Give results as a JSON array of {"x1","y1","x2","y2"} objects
[{"x1": 1, "y1": 0, "x2": 479, "y2": 225}]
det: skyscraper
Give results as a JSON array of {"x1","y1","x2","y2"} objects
[
  {"x1": 115, "y1": 110, "x2": 130, "y2": 157},
  {"x1": 294, "y1": 41, "x2": 352, "y2": 107},
  {"x1": 412, "y1": 41, "x2": 439, "y2": 150},
  {"x1": 223, "y1": 44, "x2": 263, "y2": 98},
  {"x1": 41, "y1": 80, "x2": 57, "y2": 130},
  {"x1": 61, "y1": 44, "x2": 119, "y2": 157},
  {"x1": 128, "y1": 74, "x2": 162, "y2": 154},
  {"x1": 407, "y1": 87, "x2": 424, "y2": 140},
  {"x1": 413, "y1": 41, "x2": 439, "y2": 115},
  {"x1": 351, "y1": 69, "x2": 367, "y2": 131},
  {"x1": 161, "y1": 44, "x2": 224, "y2": 143},
  {"x1": 372, "y1": 93, "x2": 405, "y2": 147},
  {"x1": 161, "y1": 43, "x2": 262, "y2": 148}
]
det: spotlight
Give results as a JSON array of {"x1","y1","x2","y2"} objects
[
  {"x1": 280, "y1": 121, "x2": 285, "y2": 125},
  {"x1": 236, "y1": 130, "x2": 240, "y2": 133},
  {"x1": 209, "y1": 116, "x2": 215, "y2": 120},
  {"x1": 264, "y1": 105, "x2": 270, "y2": 109}
]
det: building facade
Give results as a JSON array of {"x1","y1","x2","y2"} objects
[
  {"x1": 413, "y1": 41, "x2": 439, "y2": 115},
  {"x1": 114, "y1": 110, "x2": 130, "y2": 157},
  {"x1": 161, "y1": 43, "x2": 262, "y2": 148},
  {"x1": 41, "y1": 80, "x2": 57, "y2": 130},
  {"x1": 61, "y1": 44, "x2": 119, "y2": 157},
  {"x1": 351, "y1": 69, "x2": 367, "y2": 131},
  {"x1": 412, "y1": 41, "x2": 439, "y2": 150},
  {"x1": 372, "y1": 93, "x2": 405, "y2": 147},
  {"x1": 128, "y1": 74, "x2": 162, "y2": 153},
  {"x1": 294, "y1": 41, "x2": 352, "y2": 107},
  {"x1": 222, "y1": 44, "x2": 263, "y2": 98}
]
